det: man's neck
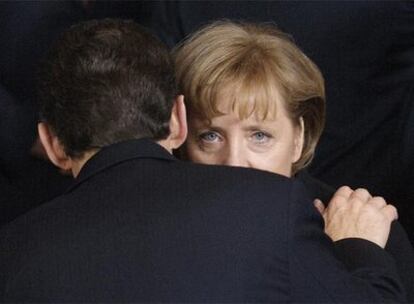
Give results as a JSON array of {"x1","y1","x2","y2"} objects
[
  {"x1": 70, "y1": 140, "x2": 173, "y2": 178},
  {"x1": 71, "y1": 149, "x2": 99, "y2": 178}
]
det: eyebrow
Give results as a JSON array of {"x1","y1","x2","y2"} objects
[
  {"x1": 242, "y1": 120, "x2": 280, "y2": 130},
  {"x1": 204, "y1": 126, "x2": 227, "y2": 133},
  {"x1": 190, "y1": 121, "x2": 227, "y2": 134},
  {"x1": 191, "y1": 116, "x2": 281, "y2": 133}
]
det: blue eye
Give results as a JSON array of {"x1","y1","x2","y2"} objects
[
  {"x1": 252, "y1": 131, "x2": 271, "y2": 143},
  {"x1": 254, "y1": 132, "x2": 266, "y2": 140},
  {"x1": 200, "y1": 131, "x2": 220, "y2": 142}
]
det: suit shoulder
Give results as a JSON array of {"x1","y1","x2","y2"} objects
[
  {"x1": 165, "y1": 162, "x2": 297, "y2": 219},
  {"x1": 175, "y1": 161, "x2": 293, "y2": 189}
]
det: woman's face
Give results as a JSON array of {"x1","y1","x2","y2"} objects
[{"x1": 185, "y1": 98, "x2": 304, "y2": 177}]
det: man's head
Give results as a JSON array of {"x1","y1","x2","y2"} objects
[{"x1": 38, "y1": 19, "x2": 187, "y2": 175}]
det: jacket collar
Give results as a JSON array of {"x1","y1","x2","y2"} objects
[{"x1": 67, "y1": 139, "x2": 176, "y2": 192}]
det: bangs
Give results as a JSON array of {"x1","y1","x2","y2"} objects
[{"x1": 194, "y1": 59, "x2": 284, "y2": 121}]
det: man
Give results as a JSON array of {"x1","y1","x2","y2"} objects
[{"x1": 0, "y1": 19, "x2": 405, "y2": 302}]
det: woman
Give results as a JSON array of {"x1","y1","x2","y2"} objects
[{"x1": 174, "y1": 20, "x2": 414, "y2": 298}]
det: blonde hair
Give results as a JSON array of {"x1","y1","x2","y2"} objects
[{"x1": 174, "y1": 20, "x2": 326, "y2": 173}]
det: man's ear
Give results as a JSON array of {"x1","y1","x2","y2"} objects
[
  {"x1": 167, "y1": 95, "x2": 188, "y2": 150},
  {"x1": 38, "y1": 122, "x2": 73, "y2": 171},
  {"x1": 292, "y1": 117, "x2": 305, "y2": 163}
]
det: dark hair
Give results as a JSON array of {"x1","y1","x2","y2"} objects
[{"x1": 38, "y1": 19, "x2": 176, "y2": 158}]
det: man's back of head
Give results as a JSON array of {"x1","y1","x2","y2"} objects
[{"x1": 38, "y1": 19, "x2": 176, "y2": 159}]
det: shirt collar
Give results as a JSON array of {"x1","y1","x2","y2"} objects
[{"x1": 67, "y1": 138, "x2": 176, "y2": 192}]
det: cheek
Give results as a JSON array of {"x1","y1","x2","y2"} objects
[
  {"x1": 184, "y1": 140, "x2": 213, "y2": 164},
  {"x1": 183, "y1": 140, "x2": 199, "y2": 160},
  {"x1": 272, "y1": 162, "x2": 292, "y2": 177},
  {"x1": 259, "y1": 148, "x2": 294, "y2": 177}
]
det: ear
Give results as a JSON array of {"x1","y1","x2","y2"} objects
[
  {"x1": 38, "y1": 122, "x2": 73, "y2": 171},
  {"x1": 167, "y1": 95, "x2": 188, "y2": 150},
  {"x1": 292, "y1": 117, "x2": 305, "y2": 163}
]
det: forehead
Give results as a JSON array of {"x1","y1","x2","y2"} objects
[
  {"x1": 209, "y1": 83, "x2": 288, "y2": 121},
  {"x1": 190, "y1": 90, "x2": 293, "y2": 130}
]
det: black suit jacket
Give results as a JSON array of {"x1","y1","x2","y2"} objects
[{"x1": 0, "y1": 140, "x2": 405, "y2": 302}]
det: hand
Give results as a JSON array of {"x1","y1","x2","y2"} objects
[{"x1": 314, "y1": 186, "x2": 398, "y2": 248}]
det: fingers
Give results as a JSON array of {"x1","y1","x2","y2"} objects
[
  {"x1": 327, "y1": 186, "x2": 395, "y2": 221},
  {"x1": 368, "y1": 196, "x2": 387, "y2": 209},
  {"x1": 327, "y1": 186, "x2": 396, "y2": 218},
  {"x1": 313, "y1": 199, "x2": 325, "y2": 215},
  {"x1": 349, "y1": 190, "x2": 396, "y2": 222},
  {"x1": 329, "y1": 186, "x2": 353, "y2": 209},
  {"x1": 323, "y1": 185, "x2": 398, "y2": 248},
  {"x1": 332, "y1": 187, "x2": 373, "y2": 211},
  {"x1": 350, "y1": 188, "x2": 371, "y2": 203},
  {"x1": 368, "y1": 196, "x2": 398, "y2": 221},
  {"x1": 382, "y1": 204, "x2": 398, "y2": 222},
  {"x1": 333, "y1": 186, "x2": 353, "y2": 200}
]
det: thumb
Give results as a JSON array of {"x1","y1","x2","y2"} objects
[{"x1": 313, "y1": 199, "x2": 325, "y2": 215}]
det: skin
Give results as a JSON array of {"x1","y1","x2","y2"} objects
[
  {"x1": 315, "y1": 186, "x2": 397, "y2": 248},
  {"x1": 185, "y1": 95, "x2": 304, "y2": 177}
]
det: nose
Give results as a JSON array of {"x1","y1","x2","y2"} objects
[{"x1": 222, "y1": 144, "x2": 249, "y2": 168}]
